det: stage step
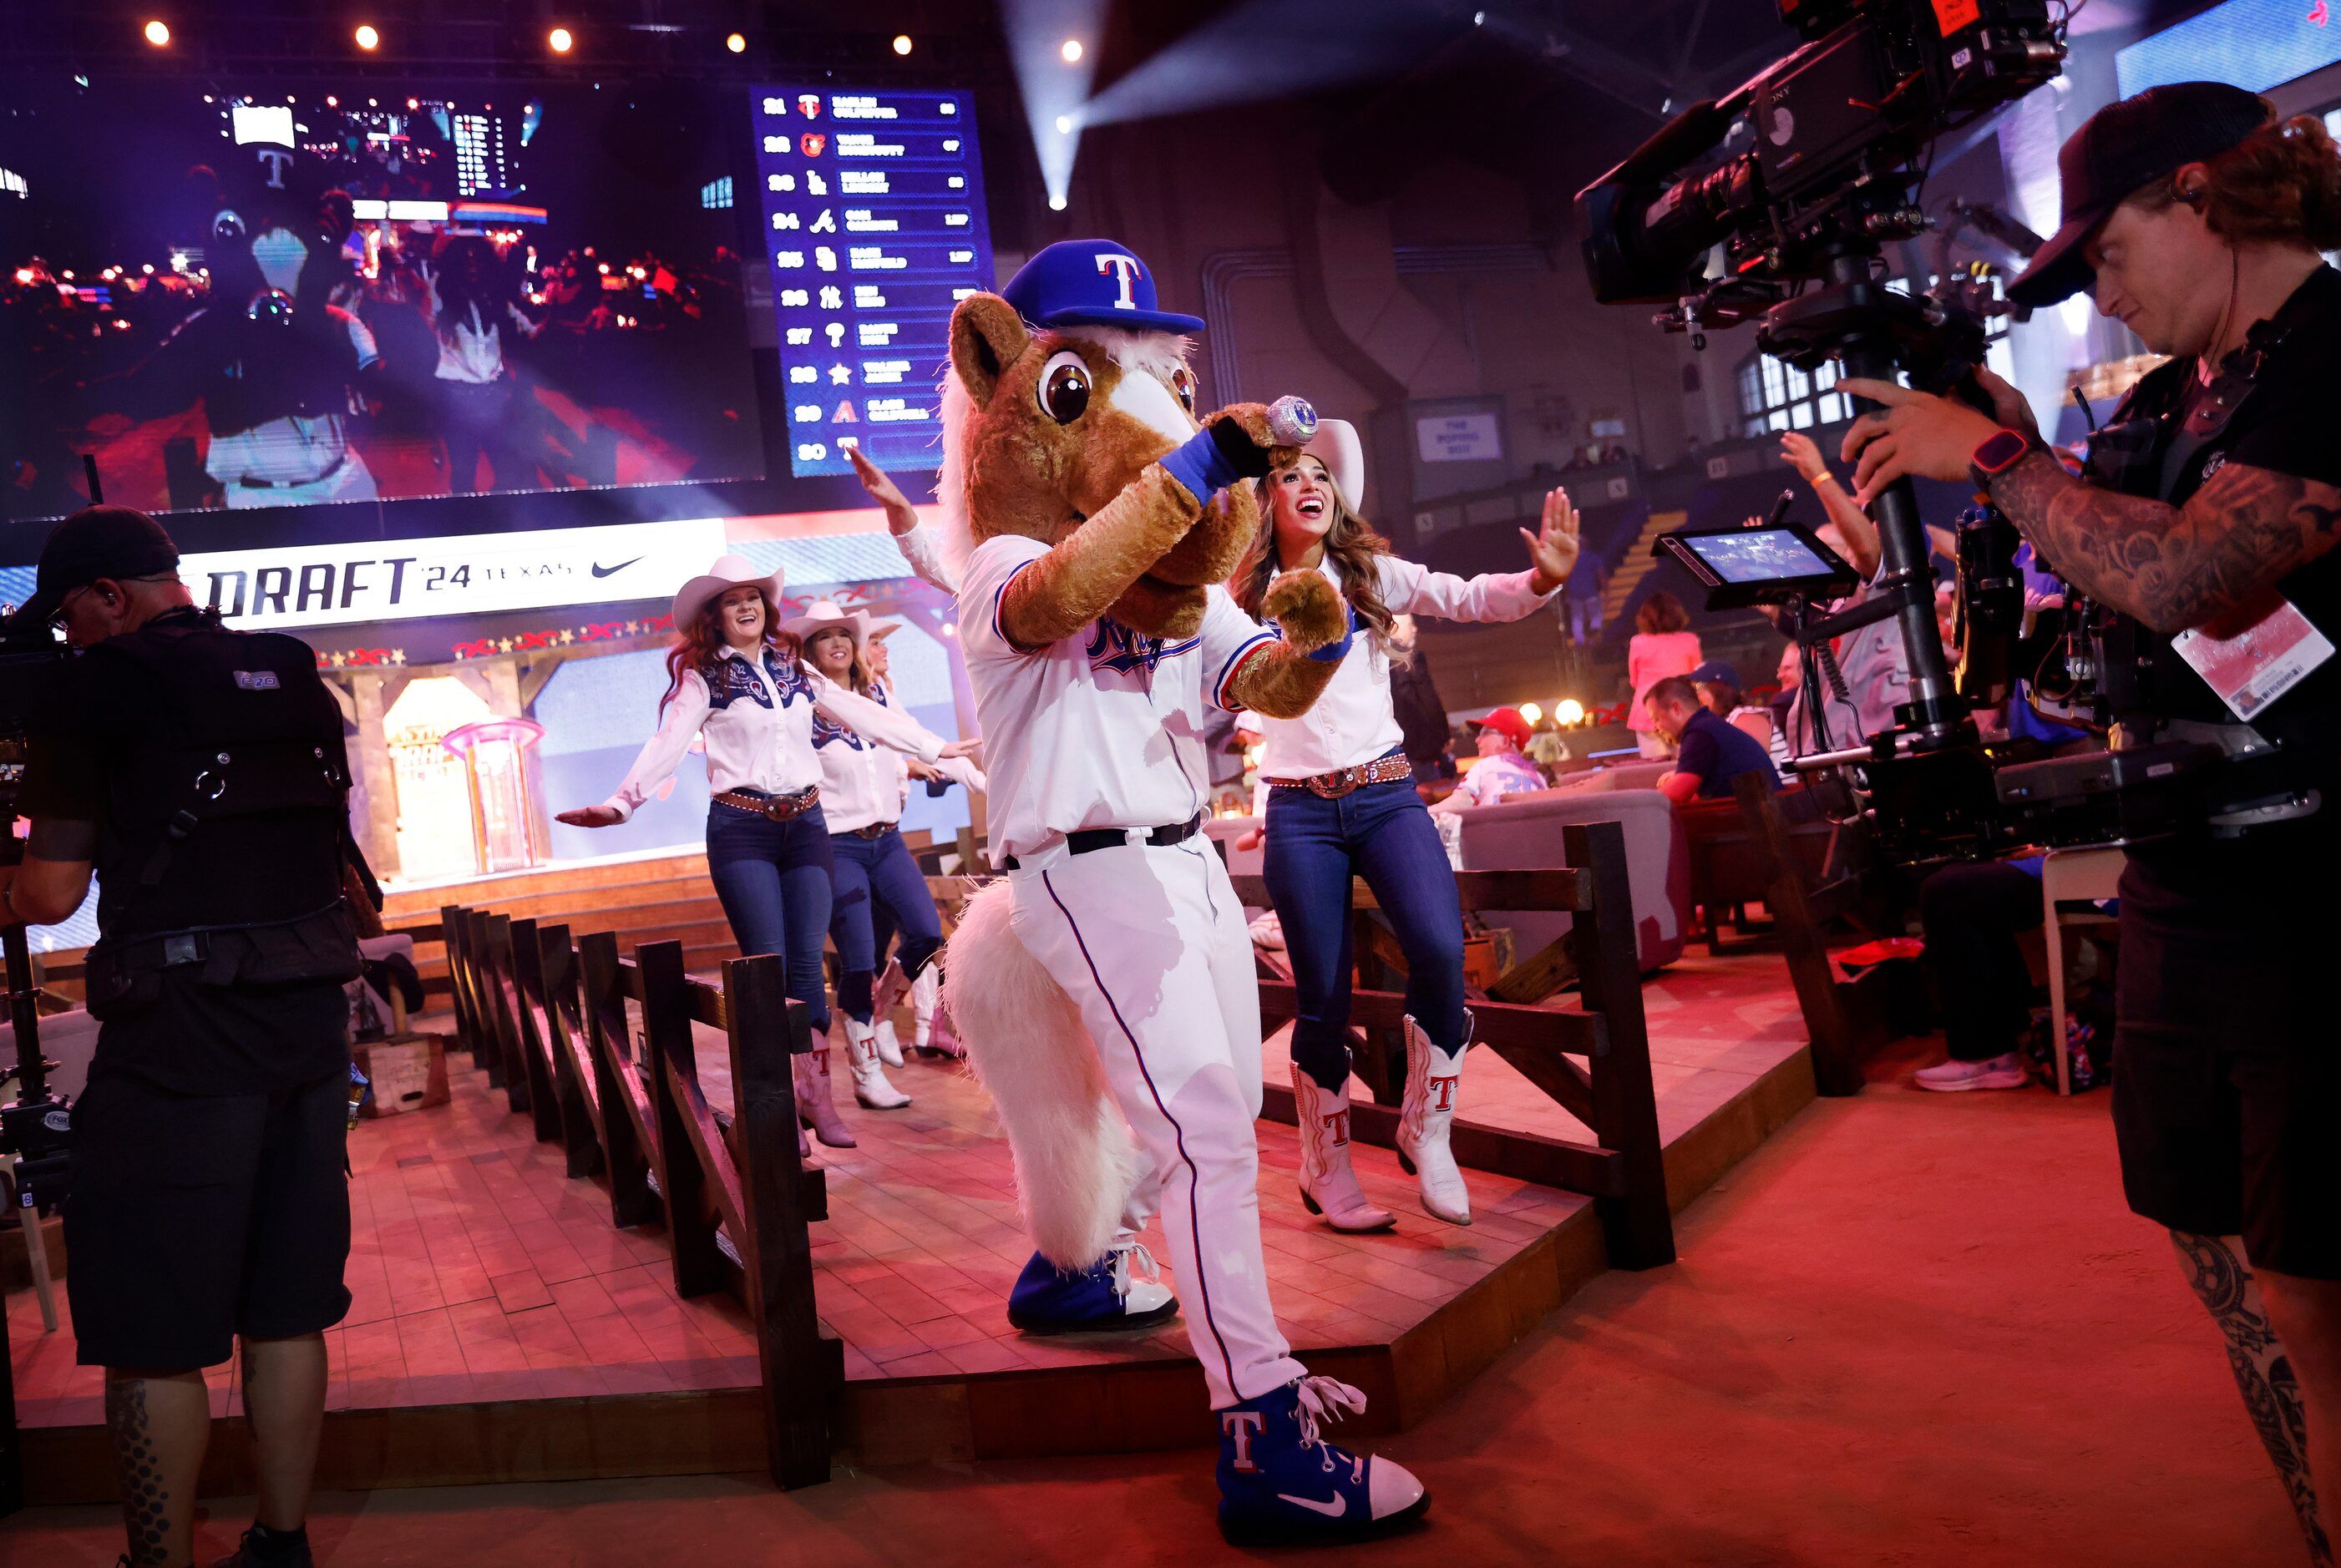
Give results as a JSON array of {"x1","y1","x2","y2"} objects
[
  {"x1": 1599, "y1": 508, "x2": 1688, "y2": 625},
  {"x1": 383, "y1": 849, "x2": 711, "y2": 919}
]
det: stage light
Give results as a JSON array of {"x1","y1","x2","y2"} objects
[
  {"x1": 893, "y1": 34, "x2": 913, "y2": 55},
  {"x1": 11, "y1": 269, "x2": 32, "y2": 286},
  {"x1": 1060, "y1": 38, "x2": 1083, "y2": 62},
  {"x1": 326, "y1": 95, "x2": 338, "y2": 107},
  {"x1": 354, "y1": 23, "x2": 379, "y2": 50},
  {"x1": 1518, "y1": 702, "x2": 1542, "y2": 725},
  {"x1": 1005, "y1": 0, "x2": 1104, "y2": 212},
  {"x1": 142, "y1": 263, "x2": 155, "y2": 275},
  {"x1": 406, "y1": 97, "x2": 419, "y2": 110},
  {"x1": 548, "y1": 26, "x2": 574, "y2": 53},
  {"x1": 1556, "y1": 699, "x2": 1585, "y2": 726},
  {"x1": 143, "y1": 19, "x2": 170, "y2": 47},
  {"x1": 1055, "y1": 114, "x2": 1072, "y2": 134},
  {"x1": 726, "y1": 32, "x2": 746, "y2": 54},
  {"x1": 1049, "y1": 193, "x2": 1067, "y2": 210}
]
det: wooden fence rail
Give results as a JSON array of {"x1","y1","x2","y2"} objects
[{"x1": 419, "y1": 910, "x2": 839, "y2": 1488}]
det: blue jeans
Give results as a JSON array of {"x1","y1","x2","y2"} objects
[
  {"x1": 828, "y1": 826, "x2": 945, "y2": 1022},
  {"x1": 705, "y1": 802, "x2": 836, "y2": 1034},
  {"x1": 1263, "y1": 759, "x2": 1467, "y2": 1092}
]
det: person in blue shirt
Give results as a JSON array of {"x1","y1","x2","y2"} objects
[{"x1": 1646, "y1": 675, "x2": 1781, "y2": 805}]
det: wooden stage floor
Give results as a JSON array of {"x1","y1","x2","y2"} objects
[{"x1": 8, "y1": 948, "x2": 1817, "y2": 1491}]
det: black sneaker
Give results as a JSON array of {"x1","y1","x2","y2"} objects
[{"x1": 210, "y1": 1526, "x2": 315, "y2": 1568}]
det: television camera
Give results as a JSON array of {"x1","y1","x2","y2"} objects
[{"x1": 1578, "y1": 0, "x2": 2233, "y2": 858}]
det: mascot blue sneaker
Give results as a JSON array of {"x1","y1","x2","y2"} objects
[
  {"x1": 1006, "y1": 1237, "x2": 1178, "y2": 1334},
  {"x1": 1216, "y1": 1374, "x2": 1429, "y2": 1544}
]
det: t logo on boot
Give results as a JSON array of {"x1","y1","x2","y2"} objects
[
  {"x1": 1222, "y1": 1410, "x2": 1265, "y2": 1472},
  {"x1": 1323, "y1": 1110, "x2": 1350, "y2": 1149},
  {"x1": 1429, "y1": 1075, "x2": 1458, "y2": 1113}
]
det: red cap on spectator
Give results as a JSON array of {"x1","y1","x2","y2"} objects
[{"x1": 1471, "y1": 706, "x2": 1532, "y2": 747}]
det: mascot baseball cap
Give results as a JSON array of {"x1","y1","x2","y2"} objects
[
  {"x1": 8, "y1": 505, "x2": 182, "y2": 629},
  {"x1": 1001, "y1": 239, "x2": 1209, "y2": 334},
  {"x1": 2009, "y1": 81, "x2": 2273, "y2": 308}
]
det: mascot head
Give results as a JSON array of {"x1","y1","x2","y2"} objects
[{"x1": 936, "y1": 240, "x2": 1257, "y2": 638}]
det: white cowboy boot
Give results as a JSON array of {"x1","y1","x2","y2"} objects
[
  {"x1": 909, "y1": 962, "x2": 944, "y2": 1054},
  {"x1": 838, "y1": 1012, "x2": 910, "y2": 1110},
  {"x1": 1396, "y1": 1014, "x2": 1471, "y2": 1226},
  {"x1": 870, "y1": 960, "x2": 907, "y2": 1068},
  {"x1": 794, "y1": 1043, "x2": 855, "y2": 1149},
  {"x1": 1292, "y1": 1065, "x2": 1394, "y2": 1233}
]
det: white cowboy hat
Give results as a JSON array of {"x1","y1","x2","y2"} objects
[
  {"x1": 865, "y1": 619, "x2": 904, "y2": 641},
  {"x1": 1300, "y1": 417, "x2": 1365, "y2": 513},
  {"x1": 780, "y1": 598, "x2": 871, "y2": 646},
  {"x1": 672, "y1": 554, "x2": 785, "y2": 629}
]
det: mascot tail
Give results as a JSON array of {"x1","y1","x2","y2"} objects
[{"x1": 942, "y1": 880, "x2": 1143, "y2": 1268}]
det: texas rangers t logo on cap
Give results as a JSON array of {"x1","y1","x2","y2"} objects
[
  {"x1": 999, "y1": 238, "x2": 1209, "y2": 335},
  {"x1": 1097, "y1": 251, "x2": 1143, "y2": 311}
]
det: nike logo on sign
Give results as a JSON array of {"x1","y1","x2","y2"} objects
[
  {"x1": 591, "y1": 557, "x2": 644, "y2": 578},
  {"x1": 1275, "y1": 1491, "x2": 1347, "y2": 1518}
]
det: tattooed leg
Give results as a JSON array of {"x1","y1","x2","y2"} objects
[
  {"x1": 2171, "y1": 1232, "x2": 2333, "y2": 1566},
  {"x1": 104, "y1": 1368, "x2": 210, "y2": 1568}
]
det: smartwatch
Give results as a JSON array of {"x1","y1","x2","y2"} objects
[{"x1": 1969, "y1": 427, "x2": 2035, "y2": 492}]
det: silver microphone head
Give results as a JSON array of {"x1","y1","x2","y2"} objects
[{"x1": 1265, "y1": 394, "x2": 1319, "y2": 447}]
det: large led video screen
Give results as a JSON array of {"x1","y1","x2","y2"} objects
[{"x1": 1, "y1": 78, "x2": 765, "y2": 521}]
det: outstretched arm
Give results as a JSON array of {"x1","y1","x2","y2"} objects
[
  {"x1": 808, "y1": 674, "x2": 972, "y2": 766},
  {"x1": 561, "y1": 673, "x2": 712, "y2": 826},
  {"x1": 1382, "y1": 486, "x2": 1580, "y2": 622},
  {"x1": 849, "y1": 445, "x2": 960, "y2": 595}
]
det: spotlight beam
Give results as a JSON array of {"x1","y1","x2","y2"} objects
[
  {"x1": 1000, "y1": 0, "x2": 1107, "y2": 211},
  {"x1": 1077, "y1": 0, "x2": 1463, "y2": 128}
]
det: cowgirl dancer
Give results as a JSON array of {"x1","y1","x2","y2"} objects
[
  {"x1": 556, "y1": 556, "x2": 977, "y2": 1147},
  {"x1": 1234, "y1": 421, "x2": 1578, "y2": 1228},
  {"x1": 787, "y1": 599, "x2": 983, "y2": 1108}
]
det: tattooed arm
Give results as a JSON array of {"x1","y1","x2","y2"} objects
[{"x1": 1985, "y1": 453, "x2": 2341, "y2": 635}]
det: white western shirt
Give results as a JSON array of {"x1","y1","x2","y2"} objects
[
  {"x1": 601, "y1": 644, "x2": 945, "y2": 822},
  {"x1": 894, "y1": 521, "x2": 960, "y2": 596},
  {"x1": 1255, "y1": 554, "x2": 1558, "y2": 776},
  {"x1": 960, "y1": 534, "x2": 1276, "y2": 865},
  {"x1": 812, "y1": 677, "x2": 988, "y2": 833}
]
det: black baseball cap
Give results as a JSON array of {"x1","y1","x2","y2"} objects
[
  {"x1": 7, "y1": 504, "x2": 182, "y2": 629},
  {"x1": 2009, "y1": 81, "x2": 2274, "y2": 309}
]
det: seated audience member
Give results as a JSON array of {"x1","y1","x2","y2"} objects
[
  {"x1": 1914, "y1": 858, "x2": 2044, "y2": 1092},
  {"x1": 1429, "y1": 706, "x2": 1548, "y2": 814},
  {"x1": 1646, "y1": 675, "x2": 1781, "y2": 806},
  {"x1": 1690, "y1": 658, "x2": 1776, "y2": 750}
]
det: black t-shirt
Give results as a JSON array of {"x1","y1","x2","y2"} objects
[
  {"x1": 1675, "y1": 707, "x2": 1780, "y2": 800},
  {"x1": 21, "y1": 609, "x2": 353, "y2": 1095},
  {"x1": 2102, "y1": 264, "x2": 2341, "y2": 751}
]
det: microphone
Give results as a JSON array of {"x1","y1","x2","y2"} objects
[
  {"x1": 1764, "y1": 488, "x2": 1795, "y2": 529},
  {"x1": 1266, "y1": 395, "x2": 1319, "y2": 447}
]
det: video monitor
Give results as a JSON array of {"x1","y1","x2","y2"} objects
[
  {"x1": 1, "y1": 77, "x2": 765, "y2": 521},
  {"x1": 1654, "y1": 522, "x2": 1859, "y2": 608}
]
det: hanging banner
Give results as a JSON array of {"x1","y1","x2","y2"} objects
[{"x1": 181, "y1": 517, "x2": 731, "y2": 632}]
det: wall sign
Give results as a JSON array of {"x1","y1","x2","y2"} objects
[
  {"x1": 184, "y1": 518, "x2": 730, "y2": 632},
  {"x1": 1416, "y1": 412, "x2": 1504, "y2": 463}
]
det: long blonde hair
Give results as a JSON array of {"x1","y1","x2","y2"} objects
[{"x1": 1233, "y1": 464, "x2": 1402, "y2": 663}]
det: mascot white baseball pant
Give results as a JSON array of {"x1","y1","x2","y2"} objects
[{"x1": 1009, "y1": 837, "x2": 1310, "y2": 1411}]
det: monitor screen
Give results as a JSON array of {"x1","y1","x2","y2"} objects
[
  {"x1": 1681, "y1": 528, "x2": 1833, "y2": 584},
  {"x1": 1, "y1": 77, "x2": 765, "y2": 521},
  {"x1": 751, "y1": 86, "x2": 992, "y2": 478}
]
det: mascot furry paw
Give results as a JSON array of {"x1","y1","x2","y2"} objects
[{"x1": 933, "y1": 238, "x2": 1429, "y2": 1540}]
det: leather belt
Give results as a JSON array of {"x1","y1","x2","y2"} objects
[
  {"x1": 1002, "y1": 812, "x2": 1203, "y2": 871},
  {"x1": 841, "y1": 822, "x2": 898, "y2": 840},
  {"x1": 1266, "y1": 755, "x2": 1413, "y2": 798},
  {"x1": 714, "y1": 787, "x2": 821, "y2": 821}
]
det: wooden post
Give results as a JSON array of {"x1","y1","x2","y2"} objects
[
  {"x1": 438, "y1": 904, "x2": 479, "y2": 1060},
  {"x1": 507, "y1": 917, "x2": 563, "y2": 1144},
  {"x1": 723, "y1": 953, "x2": 838, "y2": 1489},
  {"x1": 578, "y1": 932, "x2": 660, "y2": 1230},
  {"x1": 481, "y1": 914, "x2": 529, "y2": 1110},
  {"x1": 461, "y1": 908, "x2": 505, "y2": 1087},
  {"x1": 1566, "y1": 820, "x2": 1675, "y2": 1269},
  {"x1": 638, "y1": 939, "x2": 728, "y2": 1298},
  {"x1": 535, "y1": 923, "x2": 606, "y2": 1181},
  {"x1": 1734, "y1": 772, "x2": 1866, "y2": 1097}
]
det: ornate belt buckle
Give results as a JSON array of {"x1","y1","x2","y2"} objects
[{"x1": 1310, "y1": 769, "x2": 1360, "y2": 799}]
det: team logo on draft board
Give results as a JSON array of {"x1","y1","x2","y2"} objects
[
  {"x1": 801, "y1": 133, "x2": 826, "y2": 157},
  {"x1": 1086, "y1": 620, "x2": 1197, "y2": 675},
  {"x1": 798, "y1": 94, "x2": 823, "y2": 119}
]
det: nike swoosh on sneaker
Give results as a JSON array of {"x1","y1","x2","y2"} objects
[
  {"x1": 1274, "y1": 1491, "x2": 1348, "y2": 1518},
  {"x1": 591, "y1": 557, "x2": 645, "y2": 578}
]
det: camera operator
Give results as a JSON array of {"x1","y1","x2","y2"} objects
[
  {"x1": 3, "y1": 506, "x2": 362, "y2": 1568},
  {"x1": 1840, "y1": 83, "x2": 2340, "y2": 1561}
]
